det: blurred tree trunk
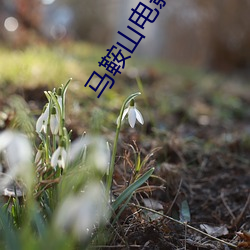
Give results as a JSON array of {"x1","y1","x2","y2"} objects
[
  {"x1": 16, "y1": 0, "x2": 41, "y2": 31},
  {"x1": 68, "y1": 0, "x2": 116, "y2": 44},
  {"x1": 162, "y1": 0, "x2": 250, "y2": 71},
  {"x1": 15, "y1": 0, "x2": 42, "y2": 45},
  {"x1": 205, "y1": 0, "x2": 250, "y2": 71}
]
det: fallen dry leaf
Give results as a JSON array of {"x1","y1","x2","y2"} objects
[
  {"x1": 200, "y1": 224, "x2": 229, "y2": 237},
  {"x1": 237, "y1": 231, "x2": 250, "y2": 248}
]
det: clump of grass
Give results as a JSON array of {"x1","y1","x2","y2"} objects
[
  {"x1": 0, "y1": 44, "x2": 91, "y2": 87},
  {"x1": 0, "y1": 79, "x2": 154, "y2": 249}
]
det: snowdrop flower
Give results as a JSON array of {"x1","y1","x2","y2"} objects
[
  {"x1": 120, "y1": 99, "x2": 144, "y2": 128},
  {"x1": 51, "y1": 143, "x2": 67, "y2": 169},
  {"x1": 36, "y1": 103, "x2": 50, "y2": 133},
  {"x1": 67, "y1": 135, "x2": 110, "y2": 173},
  {"x1": 50, "y1": 106, "x2": 60, "y2": 135},
  {"x1": 0, "y1": 130, "x2": 33, "y2": 190},
  {"x1": 54, "y1": 182, "x2": 109, "y2": 240},
  {"x1": 88, "y1": 137, "x2": 110, "y2": 173}
]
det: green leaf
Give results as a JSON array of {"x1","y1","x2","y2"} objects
[
  {"x1": 112, "y1": 167, "x2": 154, "y2": 211},
  {"x1": 62, "y1": 78, "x2": 72, "y2": 99},
  {"x1": 112, "y1": 193, "x2": 133, "y2": 225},
  {"x1": 0, "y1": 208, "x2": 21, "y2": 250},
  {"x1": 179, "y1": 199, "x2": 191, "y2": 222},
  {"x1": 135, "y1": 152, "x2": 141, "y2": 173},
  {"x1": 32, "y1": 210, "x2": 46, "y2": 237}
]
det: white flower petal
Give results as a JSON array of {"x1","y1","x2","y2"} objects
[
  {"x1": 67, "y1": 137, "x2": 88, "y2": 163},
  {"x1": 60, "y1": 148, "x2": 67, "y2": 169},
  {"x1": 121, "y1": 108, "x2": 129, "y2": 121},
  {"x1": 36, "y1": 104, "x2": 50, "y2": 134},
  {"x1": 92, "y1": 138, "x2": 110, "y2": 173},
  {"x1": 0, "y1": 130, "x2": 13, "y2": 151},
  {"x1": 116, "y1": 116, "x2": 120, "y2": 125},
  {"x1": 135, "y1": 109, "x2": 144, "y2": 125},
  {"x1": 42, "y1": 122, "x2": 48, "y2": 133},
  {"x1": 117, "y1": 108, "x2": 129, "y2": 125},
  {"x1": 0, "y1": 131, "x2": 33, "y2": 190},
  {"x1": 55, "y1": 183, "x2": 109, "y2": 240},
  {"x1": 57, "y1": 96, "x2": 63, "y2": 111},
  {"x1": 61, "y1": 148, "x2": 67, "y2": 161},
  {"x1": 128, "y1": 107, "x2": 136, "y2": 128},
  {"x1": 6, "y1": 133, "x2": 32, "y2": 170},
  {"x1": 51, "y1": 147, "x2": 67, "y2": 169},
  {"x1": 68, "y1": 136, "x2": 109, "y2": 172},
  {"x1": 35, "y1": 150, "x2": 42, "y2": 164},
  {"x1": 50, "y1": 114, "x2": 59, "y2": 135},
  {"x1": 36, "y1": 113, "x2": 45, "y2": 133},
  {"x1": 44, "y1": 104, "x2": 50, "y2": 119},
  {"x1": 51, "y1": 147, "x2": 61, "y2": 168},
  {"x1": 58, "y1": 159, "x2": 64, "y2": 169}
]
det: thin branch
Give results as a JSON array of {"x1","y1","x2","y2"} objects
[
  {"x1": 89, "y1": 245, "x2": 141, "y2": 249},
  {"x1": 234, "y1": 192, "x2": 250, "y2": 227},
  {"x1": 166, "y1": 178, "x2": 183, "y2": 215},
  {"x1": 221, "y1": 190, "x2": 236, "y2": 221},
  {"x1": 130, "y1": 203, "x2": 237, "y2": 249}
]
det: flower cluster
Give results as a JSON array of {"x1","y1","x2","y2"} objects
[
  {"x1": 35, "y1": 84, "x2": 68, "y2": 173},
  {"x1": 36, "y1": 89, "x2": 62, "y2": 136},
  {"x1": 0, "y1": 81, "x2": 151, "y2": 248}
]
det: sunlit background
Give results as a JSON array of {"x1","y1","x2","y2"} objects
[{"x1": 1, "y1": 0, "x2": 250, "y2": 72}]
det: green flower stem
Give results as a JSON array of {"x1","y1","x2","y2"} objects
[
  {"x1": 52, "y1": 134, "x2": 56, "y2": 152},
  {"x1": 44, "y1": 96, "x2": 53, "y2": 164},
  {"x1": 106, "y1": 92, "x2": 141, "y2": 197},
  {"x1": 61, "y1": 78, "x2": 72, "y2": 127}
]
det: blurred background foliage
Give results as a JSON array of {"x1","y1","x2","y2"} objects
[{"x1": 1, "y1": 0, "x2": 250, "y2": 71}]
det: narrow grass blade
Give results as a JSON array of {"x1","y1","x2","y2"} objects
[
  {"x1": 0, "y1": 208, "x2": 21, "y2": 250},
  {"x1": 112, "y1": 167, "x2": 154, "y2": 211}
]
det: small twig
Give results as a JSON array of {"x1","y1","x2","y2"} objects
[
  {"x1": 130, "y1": 203, "x2": 237, "y2": 249},
  {"x1": 184, "y1": 221, "x2": 187, "y2": 250},
  {"x1": 34, "y1": 180, "x2": 59, "y2": 198},
  {"x1": 221, "y1": 190, "x2": 236, "y2": 221},
  {"x1": 89, "y1": 245, "x2": 141, "y2": 249},
  {"x1": 233, "y1": 192, "x2": 250, "y2": 227},
  {"x1": 39, "y1": 178, "x2": 60, "y2": 184},
  {"x1": 135, "y1": 185, "x2": 164, "y2": 193},
  {"x1": 166, "y1": 178, "x2": 183, "y2": 215}
]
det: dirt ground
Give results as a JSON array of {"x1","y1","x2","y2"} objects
[{"x1": 1, "y1": 67, "x2": 250, "y2": 250}]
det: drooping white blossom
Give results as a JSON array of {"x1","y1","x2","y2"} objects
[
  {"x1": 119, "y1": 99, "x2": 144, "y2": 128},
  {"x1": 54, "y1": 182, "x2": 109, "y2": 240},
  {"x1": 50, "y1": 106, "x2": 60, "y2": 135},
  {"x1": 67, "y1": 135, "x2": 110, "y2": 173},
  {"x1": 36, "y1": 103, "x2": 50, "y2": 133},
  {"x1": 0, "y1": 130, "x2": 33, "y2": 190},
  {"x1": 51, "y1": 145, "x2": 67, "y2": 169}
]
